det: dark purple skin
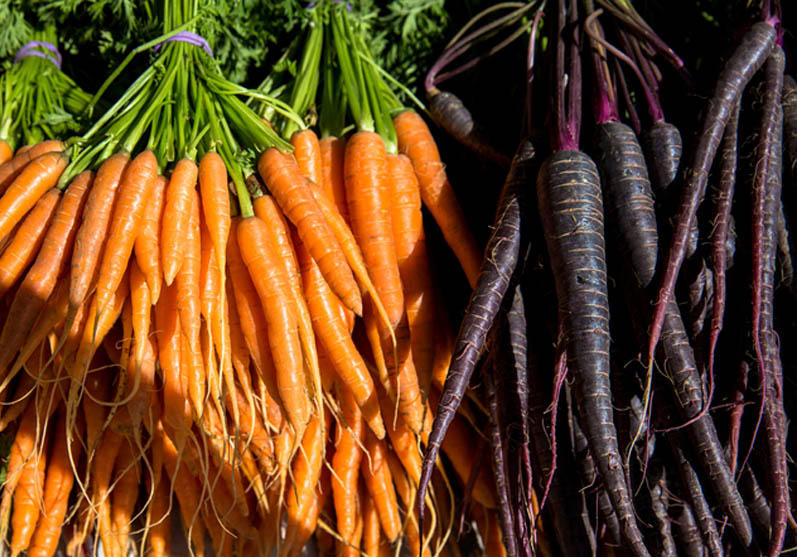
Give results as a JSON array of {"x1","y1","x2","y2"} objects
[
  {"x1": 783, "y1": 75, "x2": 797, "y2": 181},
  {"x1": 668, "y1": 434, "x2": 723, "y2": 557},
  {"x1": 418, "y1": 140, "x2": 535, "y2": 534},
  {"x1": 647, "y1": 22, "x2": 777, "y2": 408},
  {"x1": 427, "y1": 90, "x2": 511, "y2": 167},
  {"x1": 595, "y1": 120, "x2": 753, "y2": 545},
  {"x1": 708, "y1": 100, "x2": 741, "y2": 410},
  {"x1": 726, "y1": 360, "x2": 749, "y2": 475},
  {"x1": 674, "y1": 502, "x2": 708, "y2": 557},
  {"x1": 537, "y1": 150, "x2": 649, "y2": 557},
  {"x1": 641, "y1": 122, "x2": 682, "y2": 197},
  {"x1": 649, "y1": 463, "x2": 678, "y2": 557},
  {"x1": 526, "y1": 318, "x2": 595, "y2": 556},
  {"x1": 739, "y1": 464, "x2": 772, "y2": 542},
  {"x1": 485, "y1": 354, "x2": 519, "y2": 557},
  {"x1": 775, "y1": 204, "x2": 792, "y2": 287},
  {"x1": 754, "y1": 47, "x2": 788, "y2": 557},
  {"x1": 568, "y1": 390, "x2": 622, "y2": 548}
]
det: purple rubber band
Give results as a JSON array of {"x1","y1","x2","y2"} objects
[
  {"x1": 13, "y1": 41, "x2": 62, "y2": 69},
  {"x1": 154, "y1": 31, "x2": 214, "y2": 57}
]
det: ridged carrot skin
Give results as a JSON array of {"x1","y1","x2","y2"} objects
[
  {"x1": 319, "y1": 136, "x2": 348, "y2": 222},
  {"x1": 332, "y1": 386, "x2": 365, "y2": 550},
  {"x1": 344, "y1": 131, "x2": 404, "y2": 329},
  {"x1": 161, "y1": 158, "x2": 198, "y2": 285},
  {"x1": 0, "y1": 170, "x2": 92, "y2": 380},
  {"x1": 0, "y1": 140, "x2": 63, "y2": 194},
  {"x1": 69, "y1": 152, "x2": 130, "y2": 309},
  {"x1": 284, "y1": 414, "x2": 326, "y2": 551},
  {"x1": 0, "y1": 151, "x2": 67, "y2": 241},
  {"x1": 226, "y1": 218, "x2": 281, "y2": 406},
  {"x1": 146, "y1": 469, "x2": 171, "y2": 557},
  {"x1": 297, "y1": 241, "x2": 385, "y2": 439},
  {"x1": 291, "y1": 129, "x2": 323, "y2": 186},
  {"x1": 258, "y1": 147, "x2": 362, "y2": 316},
  {"x1": 0, "y1": 187, "x2": 60, "y2": 300},
  {"x1": 537, "y1": 150, "x2": 648, "y2": 557},
  {"x1": 176, "y1": 189, "x2": 204, "y2": 417},
  {"x1": 387, "y1": 153, "x2": 436, "y2": 385},
  {"x1": 237, "y1": 215, "x2": 310, "y2": 435},
  {"x1": 27, "y1": 415, "x2": 80, "y2": 557},
  {"x1": 361, "y1": 431, "x2": 402, "y2": 542},
  {"x1": 198, "y1": 151, "x2": 230, "y2": 272},
  {"x1": 94, "y1": 149, "x2": 158, "y2": 315},
  {"x1": 394, "y1": 110, "x2": 481, "y2": 288},
  {"x1": 134, "y1": 174, "x2": 167, "y2": 303}
]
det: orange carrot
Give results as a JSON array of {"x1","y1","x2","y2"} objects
[
  {"x1": 9, "y1": 420, "x2": 48, "y2": 557},
  {"x1": 27, "y1": 414, "x2": 81, "y2": 557},
  {"x1": 161, "y1": 427, "x2": 206, "y2": 556},
  {"x1": 92, "y1": 429, "x2": 124, "y2": 557},
  {"x1": 0, "y1": 187, "x2": 60, "y2": 299},
  {"x1": 361, "y1": 482, "x2": 385, "y2": 557},
  {"x1": 258, "y1": 147, "x2": 362, "y2": 316},
  {"x1": 284, "y1": 414, "x2": 326, "y2": 551},
  {"x1": 69, "y1": 152, "x2": 129, "y2": 310},
  {"x1": 175, "y1": 189, "x2": 204, "y2": 417},
  {"x1": 394, "y1": 110, "x2": 481, "y2": 287},
  {"x1": 110, "y1": 441, "x2": 141, "y2": 557},
  {"x1": 0, "y1": 140, "x2": 12, "y2": 165},
  {"x1": 198, "y1": 151, "x2": 230, "y2": 275},
  {"x1": 161, "y1": 158, "x2": 198, "y2": 285},
  {"x1": 344, "y1": 131, "x2": 404, "y2": 328},
  {"x1": 296, "y1": 239, "x2": 385, "y2": 438},
  {"x1": 291, "y1": 129, "x2": 323, "y2": 186},
  {"x1": 252, "y1": 194, "x2": 322, "y2": 429},
  {"x1": 134, "y1": 174, "x2": 167, "y2": 304},
  {"x1": 154, "y1": 282, "x2": 188, "y2": 443},
  {"x1": 0, "y1": 151, "x2": 67, "y2": 246},
  {"x1": 237, "y1": 215, "x2": 310, "y2": 435},
  {"x1": 378, "y1": 388, "x2": 422, "y2": 485},
  {"x1": 0, "y1": 170, "x2": 92, "y2": 381},
  {"x1": 387, "y1": 452, "x2": 432, "y2": 557},
  {"x1": 332, "y1": 385, "x2": 365, "y2": 552},
  {"x1": 287, "y1": 468, "x2": 329, "y2": 557},
  {"x1": 319, "y1": 136, "x2": 348, "y2": 222},
  {"x1": 127, "y1": 259, "x2": 151, "y2": 426},
  {"x1": 146, "y1": 467, "x2": 171, "y2": 557},
  {"x1": 69, "y1": 268, "x2": 128, "y2": 382},
  {"x1": 361, "y1": 430, "x2": 402, "y2": 541},
  {"x1": 94, "y1": 149, "x2": 157, "y2": 315},
  {"x1": 388, "y1": 153, "x2": 436, "y2": 387},
  {"x1": 0, "y1": 140, "x2": 63, "y2": 194}
]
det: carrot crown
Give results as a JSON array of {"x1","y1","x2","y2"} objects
[
  {"x1": 0, "y1": 26, "x2": 93, "y2": 152},
  {"x1": 56, "y1": 1, "x2": 299, "y2": 217}
]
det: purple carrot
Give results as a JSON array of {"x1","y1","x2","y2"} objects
[
  {"x1": 537, "y1": 150, "x2": 648, "y2": 557},
  {"x1": 784, "y1": 75, "x2": 797, "y2": 181},
  {"x1": 426, "y1": 91, "x2": 510, "y2": 166},
  {"x1": 649, "y1": 462, "x2": 678, "y2": 556},
  {"x1": 739, "y1": 464, "x2": 772, "y2": 541},
  {"x1": 537, "y1": 3, "x2": 648, "y2": 553},
  {"x1": 568, "y1": 387, "x2": 622, "y2": 548},
  {"x1": 668, "y1": 433, "x2": 723, "y2": 557},
  {"x1": 417, "y1": 140, "x2": 535, "y2": 535},
  {"x1": 775, "y1": 205, "x2": 792, "y2": 286},
  {"x1": 674, "y1": 500, "x2": 709, "y2": 557},
  {"x1": 593, "y1": 116, "x2": 753, "y2": 545},
  {"x1": 708, "y1": 100, "x2": 742, "y2": 416},
  {"x1": 754, "y1": 47, "x2": 788, "y2": 557},
  {"x1": 646, "y1": 21, "x2": 777, "y2": 427},
  {"x1": 485, "y1": 354, "x2": 519, "y2": 557},
  {"x1": 642, "y1": 122, "x2": 682, "y2": 197},
  {"x1": 726, "y1": 360, "x2": 749, "y2": 476}
]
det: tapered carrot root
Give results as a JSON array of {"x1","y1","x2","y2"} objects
[
  {"x1": 344, "y1": 131, "x2": 404, "y2": 328},
  {"x1": 258, "y1": 147, "x2": 362, "y2": 316},
  {"x1": 394, "y1": 110, "x2": 482, "y2": 288}
]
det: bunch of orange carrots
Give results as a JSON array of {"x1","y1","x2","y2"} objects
[{"x1": 0, "y1": 2, "x2": 507, "y2": 556}]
